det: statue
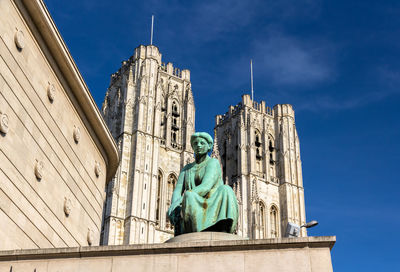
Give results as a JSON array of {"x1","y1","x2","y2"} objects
[{"x1": 167, "y1": 132, "x2": 238, "y2": 236}]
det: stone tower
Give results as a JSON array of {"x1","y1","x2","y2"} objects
[
  {"x1": 214, "y1": 94, "x2": 307, "y2": 239},
  {"x1": 101, "y1": 45, "x2": 195, "y2": 244}
]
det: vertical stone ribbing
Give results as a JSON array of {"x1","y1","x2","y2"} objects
[
  {"x1": 101, "y1": 45, "x2": 195, "y2": 244},
  {"x1": 215, "y1": 95, "x2": 307, "y2": 239}
]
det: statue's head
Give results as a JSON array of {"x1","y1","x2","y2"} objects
[{"x1": 190, "y1": 132, "x2": 213, "y2": 155}]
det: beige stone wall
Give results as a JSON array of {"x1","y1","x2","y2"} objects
[
  {"x1": 0, "y1": 236, "x2": 336, "y2": 272},
  {"x1": 0, "y1": 0, "x2": 118, "y2": 250}
]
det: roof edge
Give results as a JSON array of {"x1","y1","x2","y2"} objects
[{"x1": 16, "y1": 0, "x2": 119, "y2": 182}]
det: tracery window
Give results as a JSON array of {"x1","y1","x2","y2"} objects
[
  {"x1": 270, "y1": 205, "x2": 278, "y2": 238},
  {"x1": 255, "y1": 131, "x2": 262, "y2": 161},
  {"x1": 160, "y1": 96, "x2": 166, "y2": 141},
  {"x1": 166, "y1": 173, "x2": 177, "y2": 229},
  {"x1": 171, "y1": 101, "x2": 180, "y2": 144},
  {"x1": 259, "y1": 201, "x2": 266, "y2": 238},
  {"x1": 156, "y1": 170, "x2": 163, "y2": 224},
  {"x1": 268, "y1": 136, "x2": 275, "y2": 165}
]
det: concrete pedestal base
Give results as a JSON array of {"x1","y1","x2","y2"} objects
[{"x1": 0, "y1": 236, "x2": 335, "y2": 272}]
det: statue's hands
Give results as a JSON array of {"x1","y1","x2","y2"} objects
[
  {"x1": 192, "y1": 187, "x2": 208, "y2": 197},
  {"x1": 191, "y1": 188, "x2": 201, "y2": 196}
]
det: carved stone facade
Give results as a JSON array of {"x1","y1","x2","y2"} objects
[
  {"x1": 101, "y1": 45, "x2": 195, "y2": 244},
  {"x1": 214, "y1": 94, "x2": 307, "y2": 239},
  {"x1": 101, "y1": 47, "x2": 308, "y2": 244}
]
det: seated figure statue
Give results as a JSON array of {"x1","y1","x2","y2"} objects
[{"x1": 167, "y1": 132, "x2": 238, "y2": 235}]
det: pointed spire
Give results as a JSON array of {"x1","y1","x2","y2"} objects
[
  {"x1": 211, "y1": 131, "x2": 221, "y2": 159},
  {"x1": 150, "y1": 15, "x2": 154, "y2": 45},
  {"x1": 185, "y1": 84, "x2": 194, "y2": 103},
  {"x1": 251, "y1": 59, "x2": 254, "y2": 101},
  {"x1": 128, "y1": 63, "x2": 135, "y2": 86},
  {"x1": 234, "y1": 181, "x2": 242, "y2": 204},
  {"x1": 251, "y1": 178, "x2": 259, "y2": 202},
  {"x1": 211, "y1": 131, "x2": 223, "y2": 172}
]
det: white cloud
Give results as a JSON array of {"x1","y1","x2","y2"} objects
[
  {"x1": 295, "y1": 67, "x2": 400, "y2": 111},
  {"x1": 296, "y1": 89, "x2": 398, "y2": 112},
  {"x1": 147, "y1": 0, "x2": 321, "y2": 43},
  {"x1": 252, "y1": 34, "x2": 333, "y2": 86}
]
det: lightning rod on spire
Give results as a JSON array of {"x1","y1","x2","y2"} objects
[
  {"x1": 150, "y1": 15, "x2": 154, "y2": 45},
  {"x1": 251, "y1": 59, "x2": 254, "y2": 101}
]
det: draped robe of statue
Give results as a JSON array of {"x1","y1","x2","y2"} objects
[{"x1": 167, "y1": 155, "x2": 238, "y2": 235}]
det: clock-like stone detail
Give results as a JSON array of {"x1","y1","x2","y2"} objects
[
  {"x1": 73, "y1": 126, "x2": 80, "y2": 143},
  {"x1": 0, "y1": 111, "x2": 9, "y2": 134},
  {"x1": 87, "y1": 228, "x2": 94, "y2": 246},
  {"x1": 47, "y1": 83, "x2": 56, "y2": 102},
  {"x1": 34, "y1": 160, "x2": 44, "y2": 180},
  {"x1": 63, "y1": 197, "x2": 72, "y2": 216},
  {"x1": 14, "y1": 29, "x2": 25, "y2": 50},
  {"x1": 94, "y1": 161, "x2": 101, "y2": 177}
]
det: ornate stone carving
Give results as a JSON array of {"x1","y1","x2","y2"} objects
[
  {"x1": 14, "y1": 29, "x2": 25, "y2": 50},
  {"x1": 125, "y1": 98, "x2": 133, "y2": 107},
  {"x1": 138, "y1": 95, "x2": 147, "y2": 105},
  {"x1": 251, "y1": 178, "x2": 259, "y2": 202},
  {"x1": 87, "y1": 228, "x2": 94, "y2": 246},
  {"x1": 73, "y1": 126, "x2": 80, "y2": 143},
  {"x1": 94, "y1": 161, "x2": 101, "y2": 177},
  {"x1": 0, "y1": 111, "x2": 9, "y2": 134},
  {"x1": 47, "y1": 83, "x2": 56, "y2": 102},
  {"x1": 63, "y1": 197, "x2": 72, "y2": 216},
  {"x1": 34, "y1": 160, "x2": 44, "y2": 180},
  {"x1": 233, "y1": 181, "x2": 242, "y2": 204},
  {"x1": 211, "y1": 138, "x2": 222, "y2": 165}
]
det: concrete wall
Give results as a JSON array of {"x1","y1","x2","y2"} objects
[
  {"x1": 0, "y1": 0, "x2": 119, "y2": 250},
  {"x1": 0, "y1": 236, "x2": 336, "y2": 272}
]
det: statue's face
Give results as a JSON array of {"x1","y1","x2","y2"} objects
[{"x1": 192, "y1": 137, "x2": 210, "y2": 155}]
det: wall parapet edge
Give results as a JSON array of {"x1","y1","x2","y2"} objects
[{"x1": 0, "y1": 236, "x2": 336, "y2": 261}]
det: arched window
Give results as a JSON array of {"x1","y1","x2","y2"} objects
[
  {"x1": 259, "y1": 202, "x2": 266, "y2": 238},
  {"x1": 268, "y1": 136, "x2": 275, "y2": 165},
  {"x1": 171, "y1": 101, "x2": 180, "y2": 144},
  {"x1": 160, "y1": 96, "x2": 166, "y2": 141},
  {"x1": 255, "y1": 131, "x2": 262, "y2": 161},
  {"x1": 156, "y1": 170, "x2": 163, "y2": 224},
  {"x1": 268, "y1": 135, "x2": 276, "y2": 182},
  {"x1": 171, "y1": 131, "x2": 177, "y2": 143},
  {"x1": 166, "y1": 173, "x2": 177, "y2": 229},
  {"x1": 172, "y1": 102, "x2": 178, "y2": 113},
  {"x1": 270, "y1": 205, "x2": 278, "y2": 238},
  {"x1": 166, "y1": 174, "x2": 177, "y2": 205}
]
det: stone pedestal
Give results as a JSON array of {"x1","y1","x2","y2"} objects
[
  {"x1": 0, "y1": 236, "x2": 335, "y2": 272},
  {"x1": 165, "y1": 232, "x2": 247, "y2": 243}
]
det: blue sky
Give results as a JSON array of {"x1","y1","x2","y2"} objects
[{"x1": 45, "y1": 0, "x2": 400, "y2": 270}]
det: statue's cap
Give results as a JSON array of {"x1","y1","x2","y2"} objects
[{"x1": 190, "y1": 132, "x2": 213, "y2": 147}]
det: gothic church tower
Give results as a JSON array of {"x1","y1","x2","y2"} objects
[
  {"x1": 214, "y1": 94, "x2": 306, "y2": 239},
  {"x1": 101, "y1": 45, "x2": 195, "y2": 244}
]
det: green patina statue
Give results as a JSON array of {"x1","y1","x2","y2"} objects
[{"x1": 167, "y1": 132, "x2": 239, "y2": 236}]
